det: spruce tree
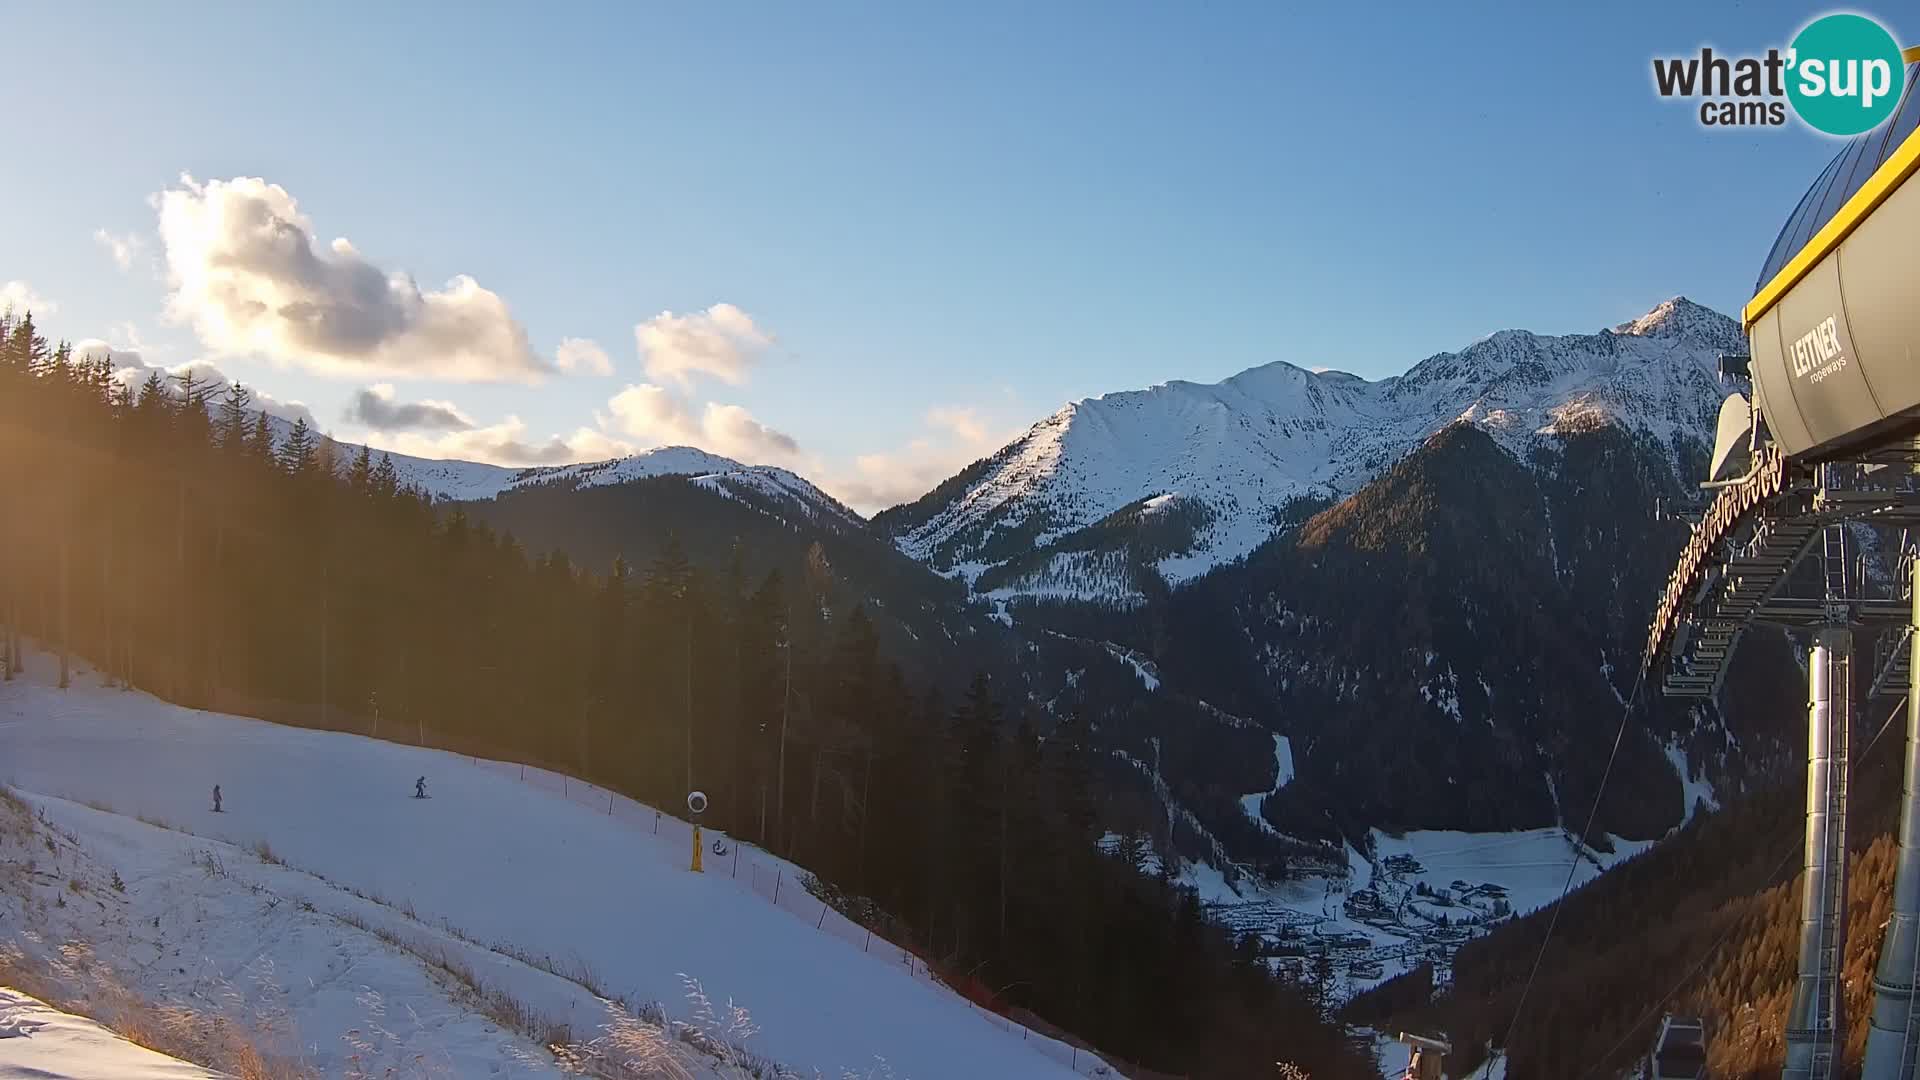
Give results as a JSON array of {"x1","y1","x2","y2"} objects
[
  {"x1": 133, "y1": 371, "x2": 170, "y2": 437},
  {"x1": 372, "y1": 452, "x2": 399, "y2": 497},
  {"x1": 172, "y1": 368, "x2": 214, "y2": 449},
  {"x1": 249, "y1": 411, "x2": 274, "y2": 461},
  {"x1": 314, "y1": 432, "x2": 338, "y2": 480},
  {"x1": 349, "y1": 443, "x2": 373, "y2": 491},
  {"x1": 280, "y1": 416, "x2": 315, "y2": 474},
  {"x1": 217, "y1": 382, "x2": 252, "y2": 451},
  {"x1": 8, "y1": 312, "x2": 48, "y2": 375}
]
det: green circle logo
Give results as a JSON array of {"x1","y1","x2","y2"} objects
[{"x1": 1787, "y1": 14, "x2": 1906, "y2": 136}]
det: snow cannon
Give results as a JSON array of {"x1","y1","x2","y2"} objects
[{"x1": 687, "y1": 790, "x2": 708, "y2": 873}]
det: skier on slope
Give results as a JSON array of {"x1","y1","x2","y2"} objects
[
  {"x1": 211, "y1": 785, "x2": 222, "y2": 813},
  {"x1": 414, "y1": 776, "x2": 427, "y2": 799}
]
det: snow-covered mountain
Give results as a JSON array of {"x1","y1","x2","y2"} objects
[
  {"x1": 877, "y1": 297, "x2": 1744, "y2": 603},
  {"x1": 386, "y1": 444, "x2": 857, "y2": 524},
  {"x1": 284, "y1": 428, "x2": 863, "y2": 531}
]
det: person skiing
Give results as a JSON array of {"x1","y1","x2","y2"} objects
[
  {"x1": 211, "y1": 785, "x2": 222, "y2": 813},
  {"x1": 414, "y1": 776, "x2": 427, "y2": 799}
]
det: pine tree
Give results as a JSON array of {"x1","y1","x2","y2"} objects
[
  {"x1": 949, "y1": 671, "x2": 1004, "y2": 956},
  {"x1": 314, "y1": 432, "x2": 339, "y2": 480},
  {"x1": 8, "y1": 312, "x2": 48, "y2": 375},
  {"x1": 250, "y1": 410, "x2": 274, "y2": 461},
  {"x1": 280, "y1": 416, "x2": 315, "y2": 474},
  {"x1": 372, "y1": 452, "x2": 399, "y2": 498},
  {"x1": 133, "y1": 371, "x2": 171, "y2": 437},
  {"x1": 349, "y1": 443, "x2": 373, "y2": 492},
  {"x1": 172, "y1": 368, "x2": 214, "y2": 449},
  {"x1": 587, "y1": 555, "x2": 630, "y2": 777},
  {"x1": 44, "y1": 339, "x2": 73, "y2": 385},
  {"x1": 217, "y1": 382, "x2": 252, "y2": 451}
]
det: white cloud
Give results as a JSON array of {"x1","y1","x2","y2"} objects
[
  {"x1": 604, "y1": 383, "x2": 689, "y2": 439},
  {"x1": 829, "y1": 405, "x2": 1016, "y2": 513},
  {"x1": 74, "y1": 338, "x2": 143, "y2": 369},
  {"x1": 702, "y1": 403, "x2": 802, "y2": 460},
  {"x1": 373, "y1": 417, "x2": 632, "y2": 468},
  {"x1": 344, "y1": 383, "x2": 475, "y2": 432},
  {"x1": 604, "y1": 382, "x2": 803, "y2": 466},
  {"x1": 155, "y1": 175, "x2": 552, "y2": 383},
  {"x1": 555, "y1": 337, "x2": 614, "y2": 375},
  {"x1": 926, "y1": 405, "x2": 990, "y2": 444},
  {"x1": 636, "y1": 303, "x2": 770, "y2": 387},
  {"x1": 92, "y1": 229, "x2": 146, "y2": 271},
  {"x1": 0, "y1": 281, "x2": 56, "y2": 315}
]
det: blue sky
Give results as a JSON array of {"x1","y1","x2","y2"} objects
[{"x1": 0, "y1": 1, "x2": 1882, "y2": 509}]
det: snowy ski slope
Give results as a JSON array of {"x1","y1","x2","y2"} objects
[
  {"x1": 0, "y1": 988, "x2": 223, "y2": 1080},
  {"x1": 0, "y1": 651, "x2": 1093, "y2": 1079}
]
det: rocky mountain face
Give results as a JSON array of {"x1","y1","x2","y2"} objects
[
  {"x1": 1153, "y1": 422, "x2": 1802, "y2": 844},
  {"x1": 888, "y1": 298, "x2": 1802, "y2": 882},
  {"x1": 877, "y1": 298, "x2": 1747, "y2": 607}
]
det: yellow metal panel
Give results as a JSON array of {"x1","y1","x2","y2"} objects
[{"x1": 1746, "y1": 123, "x2": 1920, "y2": 330}]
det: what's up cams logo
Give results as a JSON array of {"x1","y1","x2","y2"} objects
[{"x1": 1653, "y1": 12, "x2": 1912, "y2": 135}]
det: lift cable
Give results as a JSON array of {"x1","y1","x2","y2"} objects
[
  {"x1": 1490, "y1": 659, "x2": 1649, "y2": 1075},
  {"x1": 1571, "y1": 694, "x2": 1908, "y2": 1080}
]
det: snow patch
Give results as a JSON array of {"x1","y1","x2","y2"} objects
[
  {"x1": 1664, "y1": 740, "x2": 1720, "y2": 825},
  {"x1": 1237, "y1": 734, "x2": 1295, "y2": 834},
  {"x1": 0, "y1": 988, "x2": 224, "y2": 1079}
]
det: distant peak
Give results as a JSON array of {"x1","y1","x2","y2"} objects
[{"x1": 1613, "y1": 296, "x2": 1735, "y2": 341}]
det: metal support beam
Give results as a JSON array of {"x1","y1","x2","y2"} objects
[
  {"x1": 1865, "y1": 557, "x2": 1920, "y2": 1080},
  {"x1": 1785, "y1": 626, "x2": 1853, "y2": 1080}
]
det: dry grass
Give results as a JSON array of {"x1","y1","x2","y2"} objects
[
  {"x1": 0, "y1": 785, "x2": 797, "y2": 1079},
  {"x1": 331, "y1": 910, "x2": 577, "y2": 1056},
  {"x1": 0, "y1": 783, "x2": 31, "y2": 818},
  {"x1": 0, "y1": 935, "x2": 317, "y2": 1079},
  {"x1": 0, "y1": 786, "x2": 315, "y2": 1078}
]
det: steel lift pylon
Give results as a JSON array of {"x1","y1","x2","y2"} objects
[
  {"x1": 1866, "y1": 550, "x2": 1920, "y2": 1079},
  {"x1": 1782, "y1": 537, "x2": 1851, "y2": 1080}
]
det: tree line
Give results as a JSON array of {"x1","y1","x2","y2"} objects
[{"x1": 0, "y1": 309, "x2": 1372, "y2": 1078}]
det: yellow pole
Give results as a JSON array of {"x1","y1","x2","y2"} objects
[{"x1": 691, "y1": 824, "x2": 704, "y2": 872}]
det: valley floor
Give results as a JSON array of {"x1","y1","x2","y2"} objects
[
  {"x1": 0, "y1": 649, "x2": 1091, "y2": 1079},
  {"x1": 1193, "y1": 822, "x2": 1653, "y2": 1000}
]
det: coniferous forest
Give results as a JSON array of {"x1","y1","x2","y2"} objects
[{"x1": 0, "y1": 309, "x2": 1374, "y2": 1078}]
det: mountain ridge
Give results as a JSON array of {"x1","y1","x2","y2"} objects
[{"x1": 875, "y1": 296, "x2": 1743, "y2": 605}]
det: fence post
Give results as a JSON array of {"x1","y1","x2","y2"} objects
[
  {"x1": 731, "y1": 844, "x2": 740, "y2": 877},
  {"x1": 607, "y1": 792, "x2": 613, "y2": 815},
  {"x1": 863, "y1": 928, "x2": 872, "y2": 952},
  {"x1": 653, "y1": 811, "x2": 660, "y2": 835},
  {"x1": 816, "y1": 903, "x2": 828, "y2": 929},
  {"x1": 520, "y1": 764, "x2": 525, "y2": 780},
  {"x1": 773, "y1": 869, "x2": 782, "y2": 904}
]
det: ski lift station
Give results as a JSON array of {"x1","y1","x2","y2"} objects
[{"x1": 1647, "y1": 50, "x2": 1920, "y2": 1080}]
